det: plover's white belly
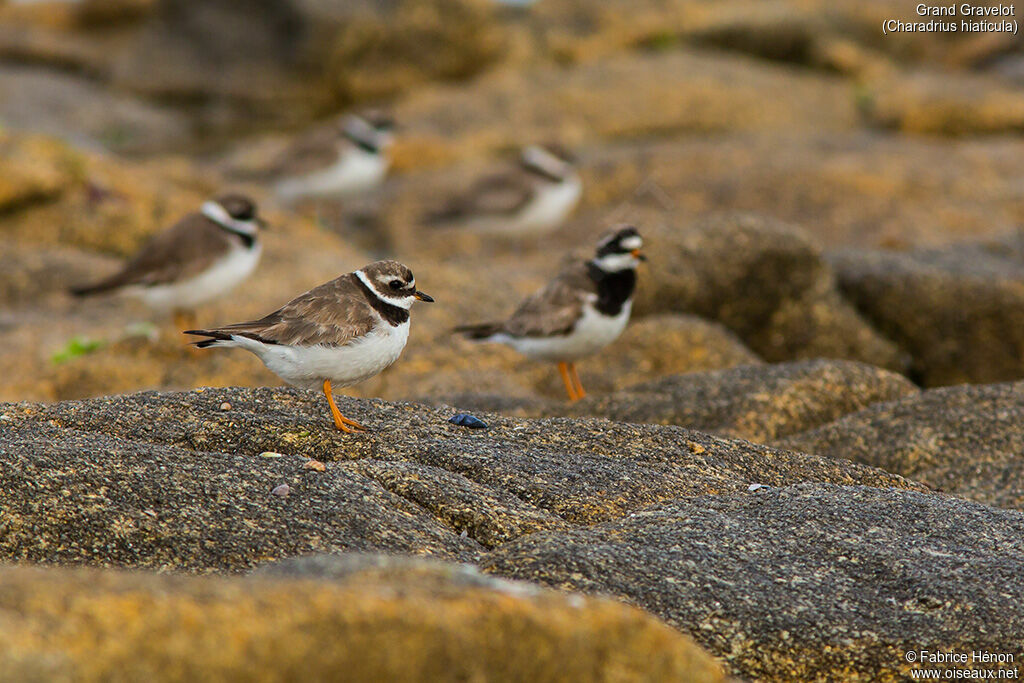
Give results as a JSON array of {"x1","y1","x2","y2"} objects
[
  {"x1": 499, "y1": 300, "x2": 631, "y2": 362},
  {"x1": 468, "y1": 175, "x2": 582, "y2": 236},
  {"x1": 514, "y1": 175, "x2": 582, "y2": 233},
  {"x1": 276, "y1": 149, "x2": 388, "y2": 201},
  {"x1": 131, "y1": 242, "x2": 262, "y2": 312},
  {"x1": 239, "y1": 320, "x2": 410, "y2": 391}
]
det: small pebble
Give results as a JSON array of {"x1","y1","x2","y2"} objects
[
  {"x1": 219, "y1": 402, "x2": 232, "y2": 411},
  {"x1": 272, "y1": 484, "x2": 290, "y2": 497},
  {"x1": 748, "y1": 483, "x2": 770, "y2": 492},
  {"x1": 459, "y1": 529, "x2": 468, "y2": 539},
  {"x1": 448, "y1": 413, "x2": 488, "y2": 429},
  {"x1": 260, "y1": 451, "x2": 284, "y2": 458},
  {"x1": 687, "y1": 441, "x2": 705, "y2": 454},
  {"x1": 304, "y1": 459, "x2": 326, "y2": 472}
]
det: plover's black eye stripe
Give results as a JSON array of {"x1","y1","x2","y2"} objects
[{"x1": 388, "y1": 279, "x2": 404, "y2": 290}]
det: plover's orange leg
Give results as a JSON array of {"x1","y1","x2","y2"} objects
[
  {"x1": 322, "y1": 379, "x2": 367, "y2": 433},
  {"x1": 568, "y1": 362, "x2": 587, "y2": 400},
  {"x1": 557, "y1": 361, "x2": 579, "y2": 402}
]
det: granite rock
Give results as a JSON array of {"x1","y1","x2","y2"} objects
[
  {"x1": 483, "y1": 483, "x2": 1024, "y2": 681},
  {"x1": 572, "y1": 359, "x2": 918, "y2": 443},
  {"x1": 778, "y1": 381, "x2": 1024, "y2": 511},
  {"x1": 830, "y1": 241, "x2": 1024, "y2": 386},
  {"x1": 0, "y1": 386, "x2": 919, "y2": 571}
]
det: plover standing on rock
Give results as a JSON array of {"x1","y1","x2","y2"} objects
[
  {"x1": 185, "y1": 260, "x2": 433, "y2": 433},
  {"x1": 70, "y1": 194, "x2": 265, "y2": 330},
  {"x1": 455, "y1": 225, "x2": 644, "y2": 401}
]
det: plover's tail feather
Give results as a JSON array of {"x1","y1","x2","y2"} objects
[
  {"x1": 454, "y1": 322, "x2": 504, "y2": 341},
  {"x1": 69, "y1": 276, "x2": 125, "y2": 297},
  {"x1": 183, "y1": 329, "x2": 235, "y2": 348}
]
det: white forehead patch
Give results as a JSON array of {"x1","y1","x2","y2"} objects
[
  {"x1": 522, "y1": 145, "x2": 570, "y2": 178},
  {"x1": 620, "y1": 235, "x2": 642, "y2": 250}
]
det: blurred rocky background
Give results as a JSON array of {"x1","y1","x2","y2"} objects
[
  {"x1": 3, "y1": 1, "x2": 1024, "y2": 680},
  {"x1": 3, "y1": 0, "x2": 1024, "y2": 403}
]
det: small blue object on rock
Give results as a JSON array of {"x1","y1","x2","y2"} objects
[{"x1": 449, "y1": 413, "x2": 488, "y2": 429}]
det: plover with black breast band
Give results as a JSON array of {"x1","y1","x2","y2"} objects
[
  {"x1": 455, "y1": 225, "x2": 644, "y2": 401},
  {"x1": 70, "y1": 194, "x2": 265, "y2": 329},
  {"x1": 185, "y1": 260, "x2": 433, "y2": 433}
]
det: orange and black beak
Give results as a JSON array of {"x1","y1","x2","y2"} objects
[
  {"x1": 631, "y1": 249, "x2": 647, "y2": 261},
  {"x1": 414, "y1": 290, "x2": 435, "y2": 303}
]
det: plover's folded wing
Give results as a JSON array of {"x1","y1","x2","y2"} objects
[
  {"x1": 502, "y1": 263, "x2": 593, "y2": 338},
  {"x1": 187, "y1": 274, "x2": 377, "y2": 348},
  {"x1": 71, "y1": 215, "x2": 226, "y2": 295},
  {"x1": 269, "y1": 126, "x2": 344, "y2": 178},
  {"x1": 426, "y1": 172, "x2": 534, "y2": 224}
]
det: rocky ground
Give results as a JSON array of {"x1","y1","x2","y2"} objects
[{"x1": 2, "y1": 0, "x2": 1024, "y2": 680}]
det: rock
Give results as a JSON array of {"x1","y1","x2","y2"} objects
[
  {"x1": 390, "y1": 48, "x2": 860, "y2": 171},
  {"x1": 565, "y1": 133, "x2": 1024, "y2": 252},
  {"x1": 778, "y1": 381, "x2": 1024, "y2": 512},
  {"x1": 0, "y1": 244, "x2": 115, "y2": 309},
  {"x1": 830, "y1": 242, "x2": 1024, "y2": 386},
  {"x1": 0, "y1": 131, "x2": 77, "y2": 213},
  {"x1": 524, "y1": 0, "x2": 1005, "y2": 73},
  {"x1": 0, "y1": 65, "x2": 192, "y2": 154},
  {"x1": 414, "y1": 314, "x2": 761, "y2": 406},
  {"x1": 632, "y1": 212, "x2": 905, "y2": 370},
  {"x1": 584, "y1": 314, "x2": 762, "y2": 391},
  {"x1": 482, "y1": 483, "x2": 1024, "y2": 681},
  {"x1": 571, "y1": 359, "x2": 918, "y2": 443},
  {"x1": 0, "y1": 386, "x2": 919, "y2": 570},
  {"x1": 863, "y1": 71, "x2": 1024, "y2": 136},
  {"x1": 112, "y1": 0, "x2": 504, "y2": 125},
  {"x1": 0, "y1": 557, "x2": 726, "y2": 682}
]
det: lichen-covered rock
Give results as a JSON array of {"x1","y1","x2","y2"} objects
[
  {"x1": 863, "y1": 71, "x2": 1024, "y2": 136},
  {"x1": 0, "y1": 387, "x2": 919, "y2": 571},
  {"x1": 830, "y1": 241, "x2": 1024, "y2": 386},
  {"x1": 482, "y1": 483, "x2": 1024, "y2": 682},
  {"x1": 390, "y1": 49, "x2": 860, "y2": 171},
  {"x1": 571, "y1": 359, "x2": 918, "y2": 443},
  {"x1": 632, "y1": 212, "x2": 905, "y2": 369},
  {"x1": 0, "y1": 132, "x2": 78, "y2": 213},
  {"x1": 0, "y1": 245, "x2": 115, "y2": 309},
  {"x1": 778, "y1": 381, "x2": 1024, "y2": 511},
  {"x1": 0, "y1": 557, "x2": 726, "y2": 683},
  {"x1": 112, "y1": 0, "x2": 504, "y2": 122}
]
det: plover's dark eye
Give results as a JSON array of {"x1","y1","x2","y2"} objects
[
  {"x1": 388, "y1": 279, "x2": 404, "y2": 290},
  {"x1": 230, "y1": 204, "x2": 254, "y2": 221}
]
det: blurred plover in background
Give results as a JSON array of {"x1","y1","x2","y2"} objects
[
  {"x1": 425, "y1": 144, "x2": 581, "y2": 235},
  {"x1": 185, "y1": 260, "x2": 433, "y2": 432},
  {"x1": 456, "y1": 225, "x2": 643, "y2": 400},
  {"x1": 70, "y1": 194, "x2": 265, "y2": 330},
  {"x1": 272, "y1": 111, "x2": 395, "y2": 203}
]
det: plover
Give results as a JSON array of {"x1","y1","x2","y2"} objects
[
  {"x1": 425, "y1": 145, "x2": 581, "y2": 235},
  {"x1": 272, "y1": 112, "x2": 395, "y2": 203},
  {"x1": 70, "y1": 194, "x2": 265, "y2": 329},
  {"x1": 185, "y1": 260, "x2": 433, "y2": 433},
  {"x1": 456, "y1": 225, "x2": 644, "y2": 401}
]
